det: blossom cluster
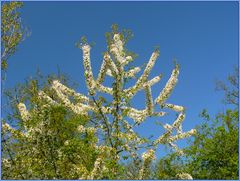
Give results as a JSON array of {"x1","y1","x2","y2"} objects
[
  {"x1": 142, "y1": 149, "x2": 156, "y2": 161},
  {"x1": 2, "y1": 122, "x2": 25, "y2": 138},
  {"x1": 155, "y1": 64, "x2": 179, "y2": 105},
  {"x1": 82, "y1": 44, "x2": 95, "y2": 95},
  {"x1": 88, "y1": 157, "x2": 104, "y2": 179},
  {"x1": 176, "y1": 173, "x2": 193, "y2": 180},
  {"x1": 15, "y1": 31, "x2": 196, "y2": 179},
  {"x1": 77, "y1": 125, "x2": 96, "y2": 134},
  {"x1": 154, "y1": 111, "x2": 196, "y2": 155},
  {"x1": 17, "y1": 102, "x2": 30, "y2": 121},
  {"x1": 124, "y1": 50, "x2": 160, "y2": 99},
  {"x1": 124, "y1": 67, "x2": 141, "y2": 78},
  {"x1": 17, "y1": 32, "x2": 195, "y2": 154},
  {"x1": 139, "y1": 149, "x2": 156, "y2": 179}
]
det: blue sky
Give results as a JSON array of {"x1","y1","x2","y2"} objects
[{"x1": 3, "y1": 1, "x2": 238, "y2": 157}]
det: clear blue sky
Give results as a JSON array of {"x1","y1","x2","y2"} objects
[{"x1": 4, "y1": 1, "x2": 238, "y2": 157}]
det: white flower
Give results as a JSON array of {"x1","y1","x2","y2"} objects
[
  {"x1": 155, "y1": 64, "x2": 179, "y2": 105},
  {"x1": 139, "y1": 149, "x2": 156, "y2": 179},
  {"x1": 77, "y1": 125, "x2": 96, "y2": 134},
  {"x1": 145, "y1": 85, "x2": 153, "y2": 115},
  {"x1": 2, "y1": 158, "x2": 11, "y2": 168},
  {"x1": 82, "y1": 44, "x2": 96, "y2": 95},
  {"x1": 97, "y1": 84, "x2": 113, "y2": 95},
  {"x1": 51, "y1": 80, "x2": 89, "y2": 102},
  {"x1": 124, "y1": 49, "x2": 159, "y2": 98},
  {"x1": 176, "y1": 173, "x2": 193, "y2": 180},
  {"x1": 77, "y1": 125, "x2": 85, "y2": 132},
  {"x1": 142, "y1": 149, "x2": 155, "y2": 161},
  {"x1": 124, "y1": 67, "x2": 141, "y2": 78},
  {"x1": 170, "y1": 129, "x2": 197, "y2": 142},
  {"x1": 89, "y1": 157, "x2": 104, "y2": 179},
  {"x1": 173, "y1": 112, "x2": 186, "y2": 128},
  {"x1": 17, "y1": 103, "x2": 30, "y2": 121},
  {"x1": 105, "y1": 53, "x2": 119, "y2": 75},
  {"x1": 86, "y1": 127, "x2": 96, "y2": 134},
  {"x1": 64, "y1": 140, "x2": 70, "y2": 146},
  {"x1": 113, "y1": 33, "x2": 120, "y2": 41},
  {"x1": 122, "y1": 55, "x2": 133, "y2": 65},
  {"x1": 2, "y1": 122, "x2": 12, "y2": 131},
  {"x1": 143, "y1": 74, "x2": 162, "y2": 88},
  {"x1": 163, "y1": 123, "x2": 173, "y2": 131},
  {"x1": 163, "y1": 103, "x2": 185, "y2": 112},
  {"x1": 125, "y1": 107, "x2": 148, "y2": 124},
  {"x1": 38, "y1": 91, "x2": 58, "y2": 108},
  {"x1": 106, "y1": 69, "x2": 113, "y2": 77},
  {"x1": 2, "y1": 122, "x2": 26, "y2": 138},
  {"x1": 96, "y1": 56, "x2": 108, "y2": 85}
]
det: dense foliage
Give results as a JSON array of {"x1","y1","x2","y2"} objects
[{"x1": 2, "y1": 73, "x2": 96, "y2": 179}]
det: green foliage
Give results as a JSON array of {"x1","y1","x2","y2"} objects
[
  {"x1": 1, "y1": 71, "x2": 103, "y2": 179},
  {"x1": 184, "y1": 108, "x2": 238, "y2": 179},
  {"x1": 2, "y1": 106, "x2": 99, "y2": 179},
  {"x1": 1, "y1": 1, "x2": 29, "y2": 72},
  {"x1": 154, "y1": 153, "x2": 186, "y2": 179}
]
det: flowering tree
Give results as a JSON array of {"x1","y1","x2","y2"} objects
[
  {"x1": 2, "y1": 25, "x2": 196, "y2": 179},
  {"x1": 2, "y1": 72, "x2": 102, "y2": 179}
]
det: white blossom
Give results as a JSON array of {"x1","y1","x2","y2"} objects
[
  {"x1": 97, "y1": 84, "x2": 113, "y2": 95},
  {"x1": 38, "y1": 91, "x2": 57, "y2": 105},
  {"x1": 2, "y1": 122, "x2": 25, "y2": 138},
  {"x1": 110, "y1": 33, "x2": 125, "y2": 64},
  {"x1": 173, "y1": 112, "x2": 186, "y2": 129},
  {"x1": 152, "y1": 111, "x2": 167, "y2": 117},
  {"x1": 142, "y1": 149, "x2": 155, "y2": 161},
  {"x1": 96, "y1": 56, "x2": 108, "y2": 85},
  {"x1": 163, "y1": 123, "x2": 173, "y2": 131},
  {"x1": 155, "y1": 64, "x2": 179, "y2": 105},
  {"x1": 17, "y1": 103, "x2": 30, "y2": 121},
  {"x1": 104, "y1": 52, "x2": 119, "y2": 75},
  {"x1": 89, "y1": 157, "x2": 104, "y2": 179},
  {"x1": 124, "y1": 107, "x2": 148, "y2": 124},
  {"x1": 139, "y1": 149, "x2": 156, "y2": 179},
  {"x1": 170, "y1": 129, "x2": 196, "y2": 142},
  {"x1": 143, "y1": 74, "x2": 162, "y2": 88},
  {"x1": 82, "y1": 44, "x2": 96, "y2": 95},
  {"x1": 163, "y1": 103, "x2": 185, "y2": 112},
  {"x1": 64, "y1": 140, "x2": 70, "y2": 146},
  {"x1": 77, "y1": 124, "x2": 97, "y2": 138},
  {"x1": 2, "y1": 159, "x2": 11, "y2": 168},
  {"x1": 77, "y1": 125, "x2": 85, "y2": 132},
  {"x1": 14, "y1": 30, "x2": 197, "y2": 180},
  {"x1": 124, "y1": 50, "x2": 159, "y2": 98},
  {"x1": 176, "y1": 173, "x2": 193, "y2": 180},
  {"x1": 145, "y1": 85, "x2": 153, "y2": 115},
  {"x1": 122, "y1": 55, "x2": 133, "y2": 66},
  {"x1": 124, "y1": 67, "x2": 141, "y2": 78},
  {"x1": 122, "y1": 120, "x2": 132, "y2": 130},
  {"x1": 2, "y1": 122, "x2": 12, "y2": 132},
  {"x1": 106, "y1": 69, "x2": 113, "y2": 77},
  {"x1": 51, "y1": 80, "x2": 89, "y2": 102}
]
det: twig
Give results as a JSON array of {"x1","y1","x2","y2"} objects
[{"x1": 91, "y1": 96, "x2": 114, "y2": 148}]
